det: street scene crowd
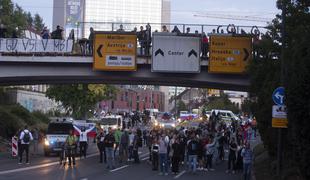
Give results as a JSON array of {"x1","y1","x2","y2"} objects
[{"x1": 15, "y1": 111, "x2": 257, "y2": 180}]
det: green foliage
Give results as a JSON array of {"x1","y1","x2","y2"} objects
[
  {"x1": 248, "y1": 0, "x2": 310, "y2": 178},
  {"x1": 0, "y1": 105, "x2": 50, "y2": 139},
  {"x1": 31, "y1": 111, "x2": 50, "y2": 124},
  {"x1": 0, "y1": 0, "x2": 45, "y2": 36},
  {"x1": 176, "y1": 100, "x2": 187, "y2": 115},
  {"x1": 0, "y1": 107, "x2": 25, "y2": 138},
  {"x1": 33, "y1": 13, "x2": 44, "y2": 32},
  {"x1": 204, "y1": 95, "x2": 239, "y2": 114},
  {"x1": 46, "y1": 84, "x2": 117, "y2": 119}
]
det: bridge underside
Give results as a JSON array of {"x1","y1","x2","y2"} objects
[{"x1": 0, "y1": 60, "x2": 250, "y2": 91}]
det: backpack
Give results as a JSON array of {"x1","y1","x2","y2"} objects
[
  {"x1": 23, "y1": 131, "x2": 30, "y2": 143},
  {"x1": 188, "y1": 140, "x2": 198, "y2": 152}
]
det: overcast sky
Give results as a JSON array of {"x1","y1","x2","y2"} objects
[{"x1": 13, "y1": 0, "x2": 279, "y2": 29}]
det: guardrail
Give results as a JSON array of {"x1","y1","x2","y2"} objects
[{"x1": 0, "y1": 22, "x2": 266, "y2": 57}]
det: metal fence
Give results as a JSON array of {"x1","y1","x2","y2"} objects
[{"x1": 76, "y1": 22, "x2": 267, "y2": 39}]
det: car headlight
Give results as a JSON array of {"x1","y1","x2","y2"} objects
[{"x1": 44, "y1": 138, "x2": 50, "y2": 146}]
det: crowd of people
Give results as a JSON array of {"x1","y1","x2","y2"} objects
[
  {"x1": 14, "y1": 112, "x2": 256, "y2": 180},
  {"x1": 67, "y1": 114, "x2": 255, "y2": 180}
]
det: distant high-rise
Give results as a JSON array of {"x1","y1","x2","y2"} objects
[{"x1": 53, "y1": 0, "x2": 171, "y2": 38}]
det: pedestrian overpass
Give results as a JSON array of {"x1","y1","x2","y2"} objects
[
  {"x1": 0, "y1": 22, "x2": 264, "y2": 91},
  {"x1": 0, "y1": 55, "x2": 249, "y2": 91}
]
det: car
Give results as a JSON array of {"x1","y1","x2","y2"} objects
[{"x1": 44, "y1": 119, "x2": 74, "y2": 156}]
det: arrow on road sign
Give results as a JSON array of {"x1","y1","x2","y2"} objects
[
  {"x1": 155, "y1": 49, "x2": 164, "y2": 57},
  {"x1": 97, "y1": 45, "x2": 103, "y2": 57},
  {"x1": 188, "y1": 49, "x2": 198, "y2": 58},
  {"x1": 243, "y1": 48, "x2": 249, "y2": 61},
  {"x1": 275, "y1": 92, "x2": 284, "y2": 104}
]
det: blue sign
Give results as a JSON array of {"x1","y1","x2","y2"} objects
[{"x1": 272, "y1": 87, "x2": 285, "y2": 105}]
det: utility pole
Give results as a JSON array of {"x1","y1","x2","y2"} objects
[
  {"x1": 174, "y1": 86, "x2": 177, "y2": 118},
  {"x1": 277, "y1": 0, "x2": 287, "y2": 178}
]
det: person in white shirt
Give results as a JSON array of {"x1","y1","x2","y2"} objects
[
  {"x1": 19, "y1": 125, "x2": 33, "y2": 164},
  {"x1": 74, "y1": 124, "x2": 95, "y2": 159}
]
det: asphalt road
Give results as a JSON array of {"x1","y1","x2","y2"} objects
[
  {"x1": 0, "y1": 144, "x2": 244, "y2": 180},
  {"x1": 0, "y1": 135, "x2": 262, "y2": 180}
]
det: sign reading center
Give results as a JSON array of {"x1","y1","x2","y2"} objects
[
  {"x1": 209, "y1": 35, "x2": 252, "y2": 73},
  {"x1": 152, "y1": 34, "x2": 200, "y2": 73},
  {"x1": 93, "y1": 32, "x2": 137, "y2": 71}
]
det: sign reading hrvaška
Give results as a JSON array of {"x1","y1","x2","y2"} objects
[
  {"x1": 209, "y1": 35, "x2": 252, "y2": 73},
  {"x1": 93, "y1": 32, "x2": 137, "y2": 71}
]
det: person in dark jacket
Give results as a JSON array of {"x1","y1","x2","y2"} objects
[
  {"x1": 171, "y1": 137, "x2": 182, "y2": 174},
  {"x1": 119, "y1": 130, "x2": 129, "y2": 163},
  {"x1": 104, "y1": 128, "x2": 115, "y2": 169},
  {"x1": 96, "y1": 129, "x2": 106, "y2": 163}
]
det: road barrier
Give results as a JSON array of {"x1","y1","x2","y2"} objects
[{"x1": 11, "y1": 136, "x2": 18, "y2": 157}]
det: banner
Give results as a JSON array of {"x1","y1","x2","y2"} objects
[{"x1": 0, "y1": 38, "x2": 73, "y2": 53}]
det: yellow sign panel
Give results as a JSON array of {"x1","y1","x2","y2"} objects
[
  {"x1": 93, "y1": 33, "x2": 137, "y2": 71},
  {"x1": 272, "y1": 118, "x2": 288, "y2": 128},
  {"x1": 209, "y1": 35, "x2": 252, "y2": 74},
  {"x1": 208, "y1": 89, "x2": 220, "y2": 97}
]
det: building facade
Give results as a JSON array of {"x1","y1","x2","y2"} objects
[
  {"x1": 53, "y1": 0, "x2": 171, "y2": 38},
  {"x1": 100, "y1": 87, "x2": 165, "y2": 113}
]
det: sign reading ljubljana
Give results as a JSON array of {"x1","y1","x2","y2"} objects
[
  {"x1": 93, "y1": 32, "x2": 137, "y2": 71},
  {"x1": 152, "y1": 34, "x2": 200, "y2": 73},
  {"x1": 209, "y1": 35, "x2": 252, "y2": 73}
]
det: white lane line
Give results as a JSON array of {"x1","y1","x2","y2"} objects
[
  {"x1": 174, "y1": 170, "x2": 186, "y2": 179},
  {"x1": 140, "y1": 153, "x2": 149, "y2": 158},
  {"x1": 0, "y1": 153, "x2": 99, "y2": 175},
  {"x1": 141, "y1": 157, "x2": 149, "y2": 161},
  {"x1": 110, "y1": 165, "x2": 129, "y2": 172}
]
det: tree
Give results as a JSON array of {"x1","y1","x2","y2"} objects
[
  {"x1": 46, "y1": 84, "x2": 117, "y2": 119},
  {"x1": 247, "y1": 0, "x2": 310, "y2": 178},
  {"x1": 0, "y1": 0, "x2": 45, "y2": 37},
  {"x1": 176, "y1": 100, "x2": 187, "y2": 115},
  {"x1": 33, "y1": 13, "x2": 44, "y2": 32},
  {"x1": 203, "y1": 95, "x2": 239, "y2": 114},
  {"x1": 25, "y1": 12, "x2": 33, "y2": 26}
]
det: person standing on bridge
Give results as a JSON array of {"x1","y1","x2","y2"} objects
[
  {"x1": 88, "y1": 27, "x2": 94, "y2": 55},
  {"x1": 104, "y1": 128, "x2": 116, "y2": 169},
  {"x1": 19, "y1": 125, "x2": 33, "y2": 164}
]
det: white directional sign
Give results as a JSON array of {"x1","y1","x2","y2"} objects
[
  {"x1": 272, "y1": 105, "x2": 287, "y2": 118},
  {"x1": 152, "y1": 34, "x2": 200, "y2": 73}
]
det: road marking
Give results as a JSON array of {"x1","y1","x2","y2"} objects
[
  {"x1": 141, "y1": 157, "x2": 149, "y2": 161},
  {"x1": 0, "y1": 153, "x2": 99, "y2": 175},
  {"x1": 110, "y1": 165, "x2": 129, "y2": 172},
  {"x1": 80, "y1": 178, "x2": 88, "y2": 180},
  {"x1": 140, "y1": 153, "x2": 149, "y2": 158},
  {"x1": 174, "y1": 170, "x2": 186, "y2": 179}
]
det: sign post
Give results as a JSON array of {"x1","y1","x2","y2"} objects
[
  {"x1": 209, "y1": 35, "x2": 252, "y2": 73},
  {"x1": 152, "y1": 34, "x2": 200, "y2": 73},
  {"x1": 93, "y1": 32, "x2": 137, "y2": 71}
]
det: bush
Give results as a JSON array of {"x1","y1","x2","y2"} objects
[
  {"x1": 0, "y1": 107, "x2": 25, "y2": 138},
  {"x1": 31, "y1": 111, "x2": 50, "y2": 124},
  {"x1": 0, "y1": 105, "x2": 50, "y2": 139},
  {"x1": 8, "y1": 104, "x2": 38, "y2": 125}
]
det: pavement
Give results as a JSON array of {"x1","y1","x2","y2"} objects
[{"x1": 0, "y1": 137, "x2": 261, "y2": 180}]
